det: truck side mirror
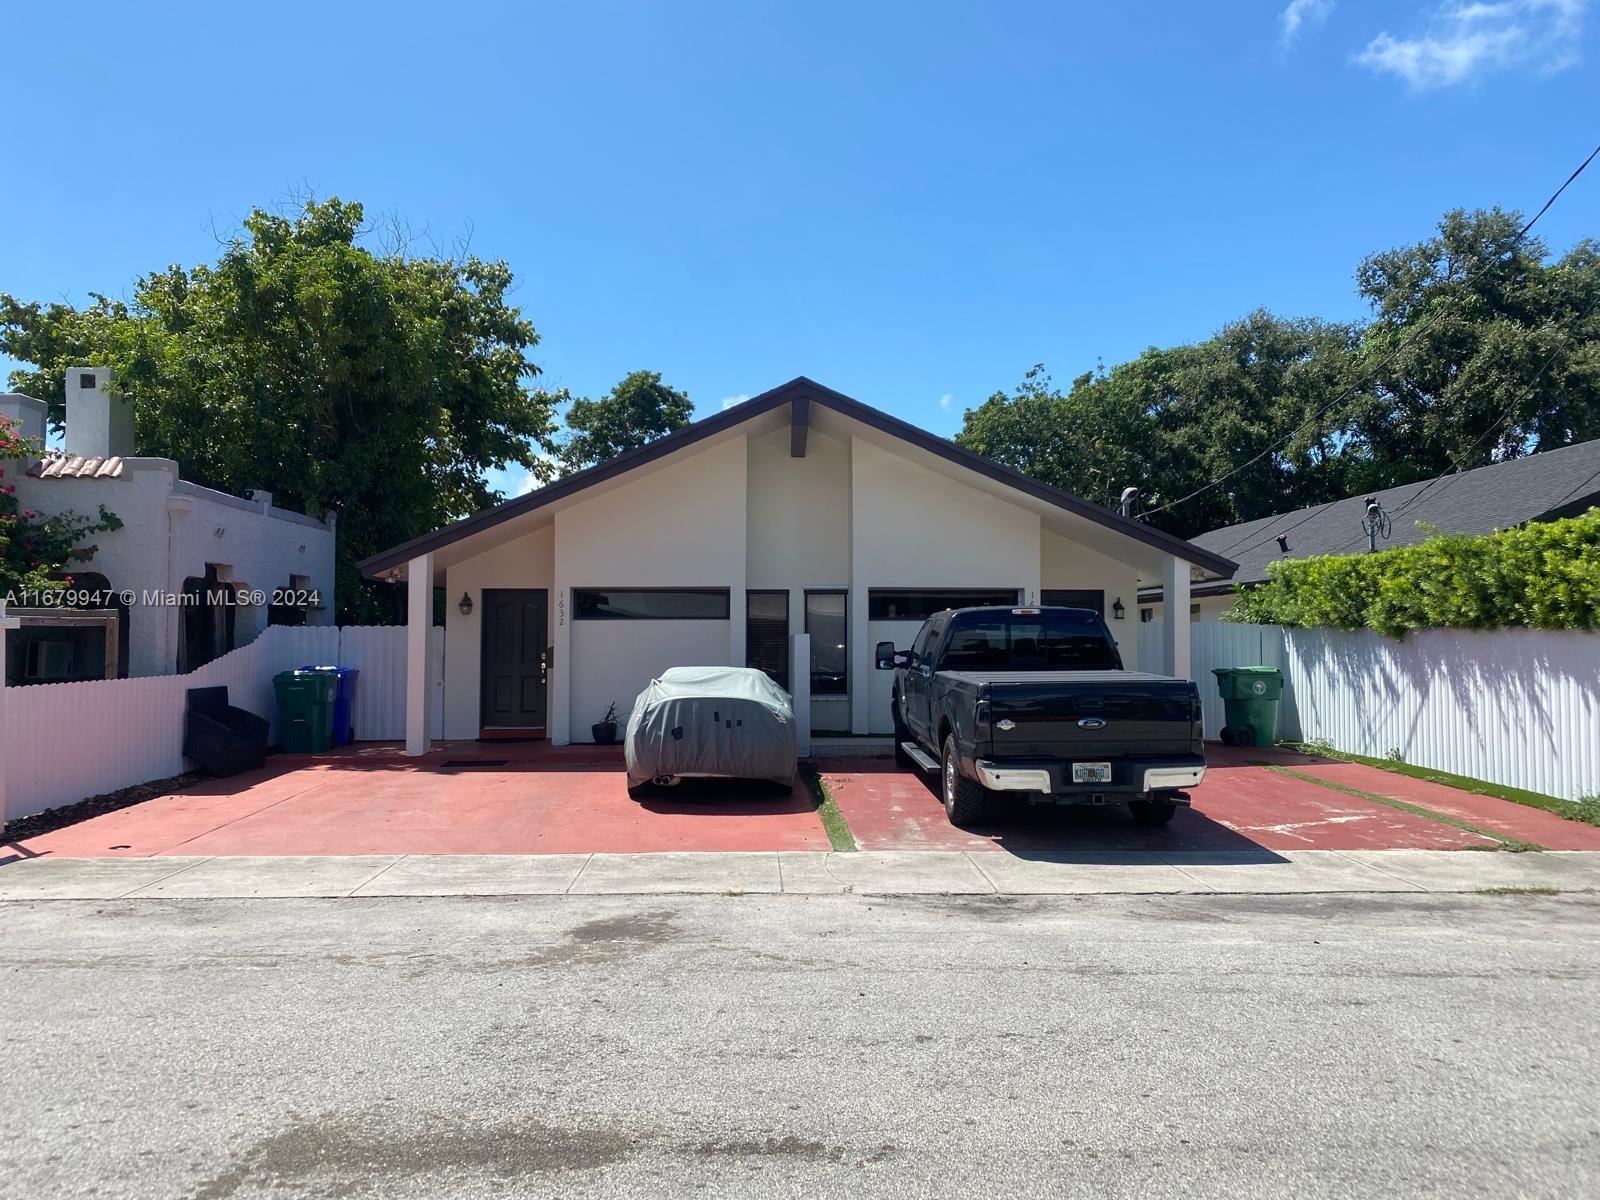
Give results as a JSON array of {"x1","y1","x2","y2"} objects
[{"x1": 874, "y1": 641, "x2": 905, "y2": 670}]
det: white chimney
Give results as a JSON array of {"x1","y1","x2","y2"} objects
[
  {"x1": 0, "y1": 393, "x2": 48, "y2": 445},
  {"x1": 65, "y1": 366, "x2": 134, "y2": 459}
]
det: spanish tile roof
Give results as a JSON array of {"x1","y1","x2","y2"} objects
[
  {"x1": 26, "y1": 455, "x2": 126, "y2": 480},
  {"x1": 1151, "y1": 437, "x2": 1600, "y2": 596}
]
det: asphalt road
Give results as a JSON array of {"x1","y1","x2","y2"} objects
[{"x1": 2, "y1": 892, "x2": 1597, "y2": 1199}]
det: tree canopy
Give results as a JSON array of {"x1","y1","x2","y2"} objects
[
  {"x1": 1, "y1": 197, "x2": 560, "y2": 621},
  {"x1": 558, "y1": 370, "x2": 694, "y2": 475},
  {"x1": 958, "y1": 209, "x2": 1600, "y2": 539}
]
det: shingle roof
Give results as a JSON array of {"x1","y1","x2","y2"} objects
[
  {"x1": 26, "y1": 455, "x2": 127, "y2": 480},
  {"x1": 1155, "y1": 437, "x2": 1600, "y2": 595}
]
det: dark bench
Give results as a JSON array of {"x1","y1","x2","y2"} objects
[{"x1": 183, "y1": 686, "x2": 270, "y2": 776}]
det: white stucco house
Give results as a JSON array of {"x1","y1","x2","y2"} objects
[
  {"x1": 1, "y1": 368, "x2": 336, "y2": 683},
  {"x1": 361, "y1": 378, "x2": 1238, "y2": 753}
]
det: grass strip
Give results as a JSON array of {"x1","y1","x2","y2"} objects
[
  {"x1": 1282, "y1": 742, "x2": 1600, "y2": 828},
  {"x1": 1476, "y1": 887, "x2": 1560, "y2": 896},
  {"x1": 801, "y1": 764, "x2": 858, "y2": 852},
  {"x1": 1264, "y1": 764, "x2": 1545, "y2": 853}
]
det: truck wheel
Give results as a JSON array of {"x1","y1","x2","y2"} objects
[
  {"x1": 1129, "y1": 794, "x2": 1177, "y2": 827},
  {"x1": 892, "y1": 695, "x2": 914, "y2": 768},
  {"x1": 941, "y1": 734, "x2": 988, "y2": 827}
]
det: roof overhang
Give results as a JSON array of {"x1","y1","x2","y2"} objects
[{"x1": 360, "y1": 377, "x2": 1239, "y2": 583}]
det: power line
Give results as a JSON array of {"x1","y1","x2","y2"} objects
[
  {"x1": 1320, "y1": 283, "x2": 1600, "y2": 557},
  {"x1": 1217, "y1": 240, "x2": 1600, "y2": 564},
  {"x1": 1137, "y1": 137, "x2": 1600, "y2": 524}
]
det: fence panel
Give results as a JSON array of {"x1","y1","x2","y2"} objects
[
  {"x1": 2, "y1": 624, "x2": 413, "y2": 820},
  {"x1": 1281, "y1": 626, "x2": 1600, "y2": 802},
  {"x1": 1136, "y1": 620, "x2": 1283, "y2": 739}
]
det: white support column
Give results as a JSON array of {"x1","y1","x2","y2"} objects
[
  {"x1": 1162, "y1": 555, "x2": 1191, "y2": 680},
  {"x1": 0, "y1": 607, "x2": 18, "y2": 825},
  {"x1": 405, "y1": 554, "x2": 433, "y2": 756},
  {"x1": 789, "y1": 632, "x2": 811, "y2": 758}
]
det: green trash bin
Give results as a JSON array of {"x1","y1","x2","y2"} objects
[
  {"x1": 273, "y1": 670, "x2": 337, "y2": 753},
  {"x1": 1212, "y1": 666, "x2": 1284, "y2": 748}
]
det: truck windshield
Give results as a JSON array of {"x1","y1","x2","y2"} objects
[{"x1": 940, "y1": 610, "x2": 1120, "y2": 671}]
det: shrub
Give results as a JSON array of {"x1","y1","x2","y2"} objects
[{"x1": 1226, "y1": 508, "x2": 1600, "y2": 637}]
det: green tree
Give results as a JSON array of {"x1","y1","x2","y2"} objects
[
  {"x1": 0, "y1": 197, "x2": 560, "y2": 621},
  {"x1": 958, "y1": 313, "x2": 1365, "y2": 537},
  {"x1": 558, "y1": 370, "x2": 694, "y2": 474},
  {"x1": 1351, "y1": 208, "x2": 1600, "y2": 483},
  {"x1": 1, "y1": 417, "x2": 122, "y2": 601}
]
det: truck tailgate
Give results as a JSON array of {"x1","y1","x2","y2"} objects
[{"x1": 978, "y1": 671, "x2": 1200, "y2": 758}]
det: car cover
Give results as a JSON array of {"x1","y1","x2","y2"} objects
[{"x1": 625, "y1": 666, "x2": 797, "y2": 788}]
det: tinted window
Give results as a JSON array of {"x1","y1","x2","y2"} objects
[
  {"x1": 1040, "y1": 589, "x2": 1104, "y2": 616},
  {"x1": 805, "y1": 591, "x2": 847, "y2": 695},
  {"x1": 939, "y1": 609, "x2": 1119, "y2": 671},
  {"x1": 572, "y1": 588, "x2": 730, "y2": 620},
  {"x1": 746, "y1": 591, "x2": 788, "y2": 690},
  {"x1": 868, "y1": 589, "x2": 1019, "y2": 621}
]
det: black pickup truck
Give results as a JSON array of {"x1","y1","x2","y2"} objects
[{"x1": 875, "y1": 605, "x2": 1205, "y2": 827}]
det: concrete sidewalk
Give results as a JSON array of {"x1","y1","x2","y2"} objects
[{"x1": 2, "y1": 848, "x2": 1598, "y2": 900}]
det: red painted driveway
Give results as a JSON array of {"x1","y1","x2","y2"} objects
[
  {"x1": 10, "y1": 742, "x2": 832, "y2": 858},
  {"x1": 9, "y1": 741, "x2": 1588, "y2": 860},
  {"x1": 819, "y1": 745, "x2": 1508, "y2": 853}
]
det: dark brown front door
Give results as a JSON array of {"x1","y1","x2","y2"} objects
[{"x1": 480, "y1": 589, "x2": 548, "y2": 729}]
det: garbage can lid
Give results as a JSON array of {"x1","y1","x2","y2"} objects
[{"x1": 1213, "y1": 665, "x2": 1282, "y2": 675}]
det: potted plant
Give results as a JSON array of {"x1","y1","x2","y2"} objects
[{"x1": 592, "y1": 702, "x2": 620, "y2": 745}]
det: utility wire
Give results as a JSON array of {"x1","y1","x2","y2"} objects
[
  {"x1": 1222, "y1": 279, "x2": 1599, "y2": 564},
  {"x1": 1137, "y1": 138, "x2": 1600, "y2": 524},
  {"x1": 1320, "y1": 282, "x2": 1600, "y2": 557}
]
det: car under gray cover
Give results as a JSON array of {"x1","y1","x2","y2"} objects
[{"x1": 624, "y1": 666, "x2": 797, "y2": 789}]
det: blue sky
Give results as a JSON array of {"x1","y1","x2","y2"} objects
[{"x1": 3, "y1": 1, "x2": 1596, "y2": 499}]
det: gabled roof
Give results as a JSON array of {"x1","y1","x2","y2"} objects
[
  {"x1": 1141, "y1": 436, "x2": 1600, "y2": 598},
  {"x1": 360, "y1": 377, "x2": 1239, "y2": 579}
]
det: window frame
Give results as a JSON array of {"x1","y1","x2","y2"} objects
[
  {"x1": 570, "y1": 587, "x2": 732, "y2": 621},
  {"x1": 1040, "y1": 588, "x2": 1106, "y2": 617},
  {"x1": 803, "y1": 589, "x2": 849, "y2": 697},
  {"x1": 745, "y1": 589, "x2": 790, "y2": 691},
  {"x1": 866, "y1": 587, "x2": 1022, "y2": 622}
]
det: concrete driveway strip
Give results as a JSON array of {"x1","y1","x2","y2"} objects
[
  {"x1": 568, "y1": 852, "x2": 783, "y2": 894},
  {"x1": 0, "y1": 857, "x2": 213, "y2": 900},
  {"x1": 350, "y1": 854, "x2": 592, "y2": 897},
  {"x1": 778, "y1": 850, "x2": 995, "y2": 894},
  {"x1": 1337, "y1": 849, "x2": 1600, "y2": 892},
  {"x1": 122, "y1": 856, "x2": 402, "y2": 899},
  {"x1": 1157, "y1": 849, "x2": 1427, "y2": 893},
  {"x1": 967, "y1": 850, "x2": 1215, "y2": 894}
]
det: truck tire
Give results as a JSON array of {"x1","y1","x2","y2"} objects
[
  {"x1": 892, "y1": 694, "x2": 914, "y2": 768},
  {"x1": 941, "y1": 734, "x2": 988, "y2": 826},
  {"x1": 1129, "y1": 794, "x2": 1178, "y2": 827}
]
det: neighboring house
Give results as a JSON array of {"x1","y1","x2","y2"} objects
[
  {"x1": 1138, "y1": 436, "x2": 1600, "y2": 622},
  {"x1": 361, "y1": 377, "x2": 1238, "y2": 750},
  {"x1": 1, "y1": 368, "x2": 336, "y2": 683}
]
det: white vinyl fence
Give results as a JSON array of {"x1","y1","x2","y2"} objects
[
  {"x1": 1143, "y1": 620, "x2": 1600, "y2": 803},
  {"x1": 3, "y1": 624, "x2": 422, "y2": 820}
]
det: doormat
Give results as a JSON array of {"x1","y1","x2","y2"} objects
[
  {"x1": 438, "y1": 759, "x2": 509, "y2": 769},
  {"x1": 475, "y1": 736, "x2": 542, "y2": 744}
]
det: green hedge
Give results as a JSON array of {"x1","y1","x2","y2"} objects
[{"x1": 1226, "y1": 508, "x2": 1600, "y2": 637}]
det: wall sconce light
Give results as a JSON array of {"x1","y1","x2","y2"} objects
[
  {"x1": 458, "y1": 592, "x2": 474, "y2": 617},
  {"x1": 1112, "y1": 597, "x2": 1126, "y2": 620}
]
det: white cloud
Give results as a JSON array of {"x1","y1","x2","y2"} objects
[
  {"x1": 1356, "y1": 0, "x2": 1587, "y2": 89},
  {"x1": 939, "y1": 393, "x2": 955, "y2": 412},
  {"x1": 720, "y1": 393, "x2": 750, "y2": 410},
  {"x1": 1280, "y1": 0, "x2": 1335, "y2": 47}
]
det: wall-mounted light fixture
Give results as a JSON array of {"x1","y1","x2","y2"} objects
[
  {"x1": 1111, "y1": 597, "x2": 1126, "y2": 620},
  {"x1": 458, "y1": 592, "x2": 474, "y2": 617}
]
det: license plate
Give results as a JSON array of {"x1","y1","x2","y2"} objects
[{"x1": 1072, "y1": 762, "x2": 1112, "y2": 784}]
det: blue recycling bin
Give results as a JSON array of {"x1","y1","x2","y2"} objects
[{"x1": 300, "y1": 665, "x2": 360, "y2": 747}]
